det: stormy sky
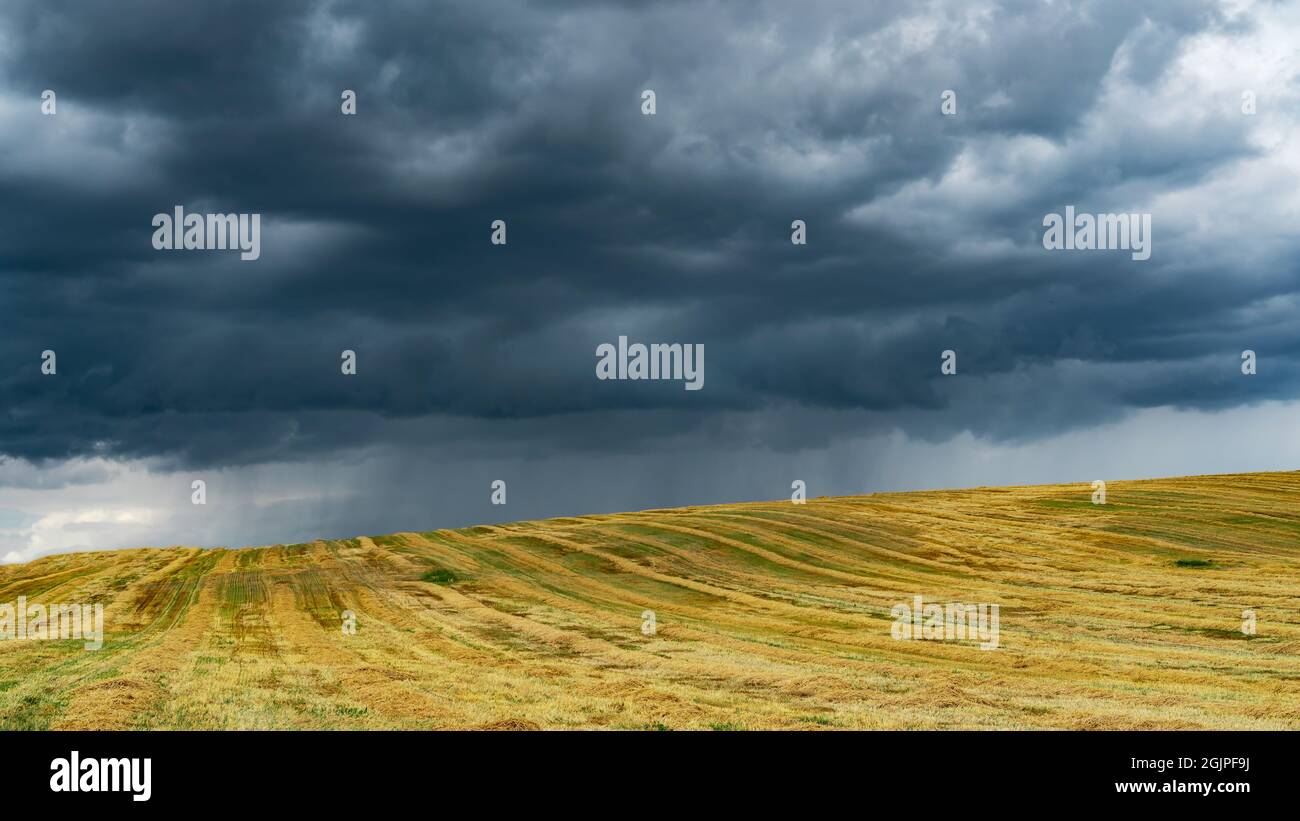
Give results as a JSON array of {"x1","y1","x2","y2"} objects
[{"x1": 2, "y1": 0, "x2": 1298, "y2": 561}]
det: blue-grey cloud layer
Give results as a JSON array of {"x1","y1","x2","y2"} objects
[{"x1": 1, "y1": 0, "x2": 1296, "y2": 474}]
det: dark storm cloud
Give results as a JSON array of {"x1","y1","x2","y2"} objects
[{"x1": 1, "y1": 0, "x2": 1296, "y2": 470}]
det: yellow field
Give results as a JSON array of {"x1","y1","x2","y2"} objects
[{"x1": 1, "y1": 471, "x2": 1298, "y2": 730}]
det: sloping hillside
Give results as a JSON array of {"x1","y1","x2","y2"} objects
[{"x1": 1, "y1": 472, "x2": 1298, "y2": 730}]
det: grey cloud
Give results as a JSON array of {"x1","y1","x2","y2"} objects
[{"x1": 0, "y1": 0, "x2": 1295, "y2": 481}]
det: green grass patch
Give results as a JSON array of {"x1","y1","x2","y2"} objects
[
  {"x1": 1174, "y1": 558, "x2": 1216, "y2": 568},
  {"x1": 335, "y1": 705, "x2": 369, "y2": 717},
  {"x1": 1198, "y1": 627, "x2": 1252, "y2": 640},
  {"x1": 420, "y1": 568, "x2": 457, "y2": 585},
  {"x1": 1035, "y1": 499, "x2": 1118, "y2": 511}
]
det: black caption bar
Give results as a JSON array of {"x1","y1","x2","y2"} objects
[{"x1": 4, "y1": 730, "x2": 1281, "y2": 809}]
